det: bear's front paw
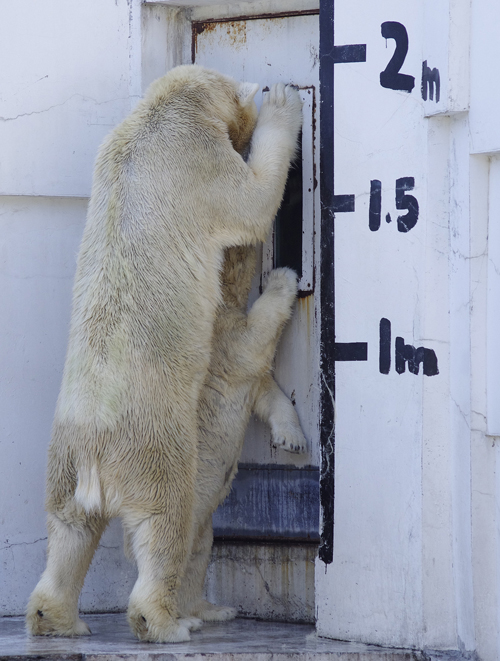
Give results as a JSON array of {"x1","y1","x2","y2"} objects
[
  {"x1": 266, "y1": 82, "x2": 288, "y2": 107},
  {"x1": 263, "y1": 83, "x2": 303, "y2": 135},
  {"x1": 265, "y1": 267, "x2": 298, "y2": 305},
  {"x1": 266, "y1": 83, "x2": 301, "y2": 110},
  {"x1": 271, "y1": 422, "x2": 308, "y2": 454}
]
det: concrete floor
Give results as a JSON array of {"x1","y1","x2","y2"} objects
[{"x1": 0, "y1": 613, "x2": 423, "y2": 660}]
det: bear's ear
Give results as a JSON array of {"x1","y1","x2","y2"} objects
[{"x1": 237, "y1": 82, "x2": 260, "y2": 106}]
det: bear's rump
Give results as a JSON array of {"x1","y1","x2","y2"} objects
[{"x1": 47, "y1": 398, "x2": 199, "y2": 519}]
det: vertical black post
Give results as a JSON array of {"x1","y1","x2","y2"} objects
[{"x1": 319, "y1": 0, "x2": 335, "y2": 565}]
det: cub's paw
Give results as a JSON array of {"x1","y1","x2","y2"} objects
[
  {"x1": 271, "y1": 421, "x2": 308, "y2": 454},
  {"x1": 265, "y1": 268, "x2": 298, "y2": 307},
  {"x1": 26, "y1": 594, "x2": 91, "y2": 637},
  {"x1": 192, "y1": 599, "x2": 237, "y2": 622},
  {"x1": 128, "y1": 606, "x2": 191, "y2": 643}
]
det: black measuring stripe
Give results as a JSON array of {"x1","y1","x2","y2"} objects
[
  {"x1": 334, "y1": 342, "x2": 368, "y2": 361},
  {"x1": 379, "y1": 318, "x2": 391, "y2": 374},
  {"x1": 332, "y1": 194, "x2": 355, "y2": 213},
  {"x1": 319, "y1": 0, "x2": 368, "y2": 565},
  {"x1": 319, "y1": 0, "x2": 336, "y2": 566},
  {"x1": 332, "y1": 44, "x2": 367, "y2": 63}
]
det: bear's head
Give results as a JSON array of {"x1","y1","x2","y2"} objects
[
  {"x1": 144, "y1": 65, "x2": 259, "y2": 156},
  {"x1": 227, "y1": 81, "x2": 259, "y2": 155}
]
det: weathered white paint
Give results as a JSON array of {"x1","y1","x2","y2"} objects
[
  {"x1": 0, "y1": 196, "x2": 84, "y2": 613},
  {"x1": 420, "y1": 115, "x2": 455, "y2": 646},
  {"x1": 147, "y1": 0, "x2": 319, "y2": 15},
  {"x1": 422, "y1": 0, "x2": 470, "y2": 117},
  {"x1": 469, "y1": 0, "x2": 500, "y2": 154},
  {"x1": 317, "y1": 1, "x2": 426, "y2": 648},
  {"x1": 448, "y1": 113, "x2": 475, "y2": 652},
  {"x1": 468, "y1": 152, "x2": 500, "y2": 661},
  {"x1": 0, "y1": 0, "x2": 143, "y2": 198},
  {"x1": 192, "y1": 11, "x2": 321, "y2": 468},
  {"x1": 205, "y1": 543, "x2": 316, "y2": 623},
  {"x1": 487, "y1": 158, "x2": 500, "y2": 435},
  {"x1": 0, "y1": 0, "x2": 144, "y2": 615},
  {"x1": 315, "y1": 0, "x2": 500, "y2": 658},
  {"x1": 468, "y1": 8, "x2": 500, "y2": 649}
]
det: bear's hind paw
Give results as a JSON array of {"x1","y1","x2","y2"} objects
[
  {"x1": 179, "y1": 616, "x2": 203, "y2": 631},
  {"x1": 26, "y1": 601, "x2": 91, "y2": 638},
  {"x1": 192, "y1": 600, "x2": 237, "y2": 622},
  {"x1": 128, "y1": 609, "x2": 191, "y2": 643}
]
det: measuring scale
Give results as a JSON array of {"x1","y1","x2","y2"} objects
[
  {"x1": 190, "y1": 0, "x2": 448, "y2": 637},
  {"x1": 317, "y1": 0, "x2": 446, "y2": 645}
]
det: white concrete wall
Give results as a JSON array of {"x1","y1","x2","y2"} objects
[
  {"x1": 468, "y1": 0, "x2": 500, "y2": 644},
  {"x1": 0, "y1": 1, "x2": 142, "y2": 198},
  {"x1": 316, "y1": 0, "x2": 500, "y2": 659},
  {"x1": 0, "y1": 0, "x2": 146, "y2": 616}
]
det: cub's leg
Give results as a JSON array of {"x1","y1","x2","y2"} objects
[
  {"x1": 178, "y1": 516, "x2": 236, "y2": 622},
  {"x1": 124, "y1": 474, "x2": 201, "y2": 643},
  {"x1": 254, "y1": 372, "x2": 307, "y2": 454},
  {"x1": 26, "y1": 512, "x2": 107, "y2": 637}
]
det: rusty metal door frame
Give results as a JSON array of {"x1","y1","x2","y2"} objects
[
  {"x1": 191, "y1": 9, "x2": 320, "y2": 63},
  {"x1": 191, "y1": 6, "x2": 337, "y2": 558}
]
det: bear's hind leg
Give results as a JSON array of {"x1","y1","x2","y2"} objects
[
  {"x1": 178, "y1": 516, "x2": 236, "y2": 622},
  {"x1": 26, "y1": 512, "x2": 107, "y2": 637},
  {"x1": 125, "y1": 506, "x2": 201, "y2": 643}
]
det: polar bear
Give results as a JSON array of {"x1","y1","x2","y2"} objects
[
  {"x1": 26, "y1": 65, "x2": 302, "y2": 643},
  {"x1": 175, "y1": 246, "x2": 307, "y2": 621}
]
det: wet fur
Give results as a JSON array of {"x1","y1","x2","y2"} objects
[
  {"x1": 177, "y1": 245, "x2": 307, "y2": 621},
  {"x1": 26, "y1": 65, "x2": 302, "y2": 643}
]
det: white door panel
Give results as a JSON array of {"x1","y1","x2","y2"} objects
[{"x1": 194, "y1": 14, "x2": 321, "y2": 469}]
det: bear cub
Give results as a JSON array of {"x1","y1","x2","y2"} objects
[{"x1": 176, "y1": 245, "x2": 307, "y2": 621}]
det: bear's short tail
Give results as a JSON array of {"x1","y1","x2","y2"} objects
[{"x1": 74, "y1": 465, "x2": 102, "y2": 514}]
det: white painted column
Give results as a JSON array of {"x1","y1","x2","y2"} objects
[
  {"x1": 468, "y1": 0, "x2": 500, "y2": 656},
  {"x1": 316, "y1": 0, "x2": 477, "y2": 652}
]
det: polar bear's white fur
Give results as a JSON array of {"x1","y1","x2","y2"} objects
[
  {"x1": 176, "y1": 246, "x2": 307, "y2": 621},
  {"x1": 26, "y1": 65, "x2": 302, "y2": 643}
]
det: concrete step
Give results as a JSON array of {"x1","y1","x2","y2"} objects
[{"x1": 0, "y1": 613, "x2": 424, "y2": 660}]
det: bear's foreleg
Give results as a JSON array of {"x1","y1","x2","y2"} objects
[
  {"x1": 26, "y1": 512, "x2": 107, "y2": 637},
  {"x1": 241, "y1": 84, "x2": 304, "y2": 243},
  {"x1": 244, "y1": 267, "x2": 307, "y2": 454},
  {"x1": 245, "y1": 267, "x2": 298, "y2": 349},
  {"x1": 213, "y1": 84, "x2": 302, "y2": 247},
  {"x1": 254, "y1": 373, "x2": 308, "y2": 455}
]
